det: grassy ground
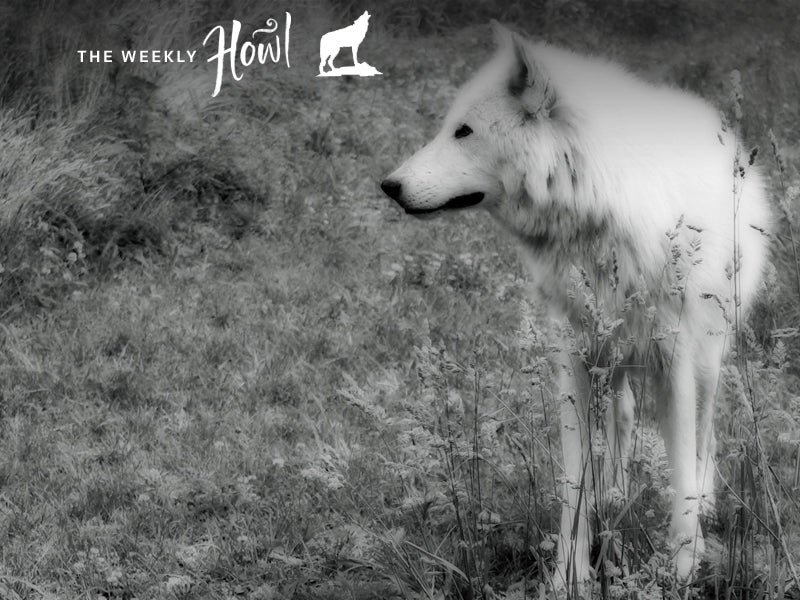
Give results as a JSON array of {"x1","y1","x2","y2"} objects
[{"x1": 0, "y1": 1, "x2": 799, "y2": 599}]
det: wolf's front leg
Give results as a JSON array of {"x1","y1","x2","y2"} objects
[
  {"x1": 553, "y1": 346, "x2": 593, "y2": 591},
  {"x1": 658, "y1": 342, "x2": 705, "y2": 579},
  {"x1": 352, "y1": 44, "x2": 361, "y2": 66}
]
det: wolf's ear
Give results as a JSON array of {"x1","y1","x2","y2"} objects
[
  {"x1": 490, "y1": 20, "x2": 514, "y2": 48},
  {"x1": 492, "y1": 23, "x2": 555, "y2": 115},
  {"x1": 509, "y1": 35, "x2": 545, "y2": 94}
]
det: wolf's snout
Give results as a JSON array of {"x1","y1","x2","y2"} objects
[{"x1": 380, "y1": 179, "x2": 403, "y2": 201}]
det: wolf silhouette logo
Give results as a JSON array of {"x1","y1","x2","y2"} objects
[{"x1": 318, "y1": 11, "x2": 381, "y2": 77}]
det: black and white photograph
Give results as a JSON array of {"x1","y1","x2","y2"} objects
[{"x1": 0, "y1": 1, "x2": 798, "y2": 598}]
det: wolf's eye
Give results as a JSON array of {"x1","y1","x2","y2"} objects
[{"x1": 454, "y1": 124, "x2": 473, "y2": 139}]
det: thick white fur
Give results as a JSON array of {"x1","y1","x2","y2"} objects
[{"x1": 385, "y1": 23, "x2": 771, "y2": 588}]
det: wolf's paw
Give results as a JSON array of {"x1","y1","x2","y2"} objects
[
  {"x1": 552, "y1": 558, "x2": 592, "y2": 592},
  {"x1": 550, "y1": 563, "x2": 593, "y2": 599},
  {"x1": 673, "y1": 533, "x2": 705, "y2": 581}
]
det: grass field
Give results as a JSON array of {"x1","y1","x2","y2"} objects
[{"x1": 0, "y1": 1, "x2": 799, "y2": 598}]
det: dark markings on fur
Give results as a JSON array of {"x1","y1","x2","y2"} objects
[
  {"x1": 517, "y1": 201, "x2": 609, "y2": 254},
  {"x1": 547, "y1": 171, "x2": 555, "y2": 191},
  {"x1": 563, "y1": 151, "x2": 579, "y2": 190}
]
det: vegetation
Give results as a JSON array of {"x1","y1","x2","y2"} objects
[{"x1": 0, "y1": 1, "x2": 798, "y2": 598}]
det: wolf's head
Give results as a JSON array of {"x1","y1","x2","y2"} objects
[
  {"x1": 381, "y1": 23, "x2": 566, "y2": 228},
  {"x1": 356, "y1": 11, "x2": 371, "y2": 25}
]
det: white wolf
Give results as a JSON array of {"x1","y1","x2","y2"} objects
[
  {"x1": 319, "y1": 10, "x2": 371, "y2": 74},
  {"x1": 382, "y1": 22, "x2": 770, "y2": 588}
]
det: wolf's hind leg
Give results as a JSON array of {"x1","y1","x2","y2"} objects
[
  {"x1": 658, "y1": 341, "x2": 705, "y2": 579},
  {"x1": 605, "y1": 371, "x2": 634, "y2": 496},
  {"x1": 695, "y1": 337, "x2": 724, "y2": 517}
]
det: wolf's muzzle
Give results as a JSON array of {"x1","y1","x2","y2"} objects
[{"x1": 381, "y1": 179, "x2": 484, "y2": 215}]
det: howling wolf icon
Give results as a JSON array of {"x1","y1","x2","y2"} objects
[{"x1": 318, "y1": 10, "x2": 381, "y2": 77}]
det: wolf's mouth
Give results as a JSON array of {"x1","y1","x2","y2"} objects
[{"x1": 404, "y1": 192, "x2": 485, "y2": 215}]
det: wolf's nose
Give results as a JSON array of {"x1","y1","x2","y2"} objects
[{"x1": 380, "y1": 179, "x2": 402, "y2": 201}]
